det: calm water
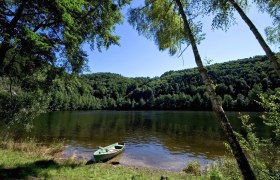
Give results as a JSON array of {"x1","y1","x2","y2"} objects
[{"x1": 25, "y1": 111, "x2": 266, "y2": 171}]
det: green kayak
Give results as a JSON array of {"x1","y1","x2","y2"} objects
[{"x1": 93, "y1": 142, "x2": 125, "y2": 162}]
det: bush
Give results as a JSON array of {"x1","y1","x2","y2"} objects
[
  {"x1": 207, "y1": 165, "x2": 223, "y2": 180},
  {"x1": 211, "y1": 158, "x2": 241, "y2": 180},
  {"x1": 235, "y1": 91, "x2": 280, "y2": 179},
  {"x1": 183, "y1": 161, "x2": 201, "y2": 175},
  {"x1": 0, "y1": 90, "x2": 49, "y2": 138}
]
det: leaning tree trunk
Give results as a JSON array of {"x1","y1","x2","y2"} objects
[
  {"x1": 175, "y1": 0, "x2": 256, "y2": 179},
  {"x1": 229, "y1": 0, "x2": 280, "y2": 78}
]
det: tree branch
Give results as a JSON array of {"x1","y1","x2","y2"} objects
[
  {"x1": 177, "y1": 44, "x2": 190, "y2": 58},
  {"x1": 8, "y1": 0, "x2": 29, "y2": 32},
  {"x1": 33, "y1": 21, "x2": 56, "y2": 32}
]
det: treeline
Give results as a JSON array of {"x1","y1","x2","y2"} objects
[{"x1": 49, "y1": 55, "x2": 280, "y2": 111}]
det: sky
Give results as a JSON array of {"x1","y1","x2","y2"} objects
[{"x1": 84, "y1": 3, "x2": 277, "y2": 78}]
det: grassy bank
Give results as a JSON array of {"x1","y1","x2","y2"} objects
[
  {"x1": 0, "y1": 140, "x2": 242, "y2": 179},
  {"x1": 0, "y1": 146, "x2": 195, "y2": 179}
]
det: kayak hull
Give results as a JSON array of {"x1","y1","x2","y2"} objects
[{"x1": 93, "y1": 142, "x2": 125, "y2": 162}]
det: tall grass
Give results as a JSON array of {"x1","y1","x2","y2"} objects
[{"x1": 0, "y1": 138, "x2": 64, "y2": 158}]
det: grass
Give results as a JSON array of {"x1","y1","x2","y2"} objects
[
  {"x1": 0, "y1": 142, "x2": 199, "y2": 180},
  {"x1": 0, "y1": 139, "x2": 64, "y2": 158},
  {"x1": 0, "y1": 139, "x2": 243, "y2": 179}
]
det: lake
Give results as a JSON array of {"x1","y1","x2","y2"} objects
[{"x1": 25, "y1": 111, "x2": 266, "y2": 171}]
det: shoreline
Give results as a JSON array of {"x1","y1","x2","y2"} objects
[
  {"x1": 0, "y1": 139, "x2": 242, "y2": 179},
  {"x1": 0, "y1": 147, "x2": 193, "y2": 179}
]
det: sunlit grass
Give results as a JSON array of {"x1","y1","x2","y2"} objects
[
  {"x1": 0, "y1": 147, "x2": 197, "y2": 179},
  {"x1": 0, "y1": 138, "x2": 64, "y2": 158},
  {"x1": 0, "y1": 139, "x2": 244, "y2": 179}
]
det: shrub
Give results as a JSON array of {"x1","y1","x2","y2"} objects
[
  {"x1": 183, "y1": 161, "x2": 201, "y2": 175},
  {"x1": 207, "y1": 165, "x2": 223, "y2": 180},
  {"x1": 0, "y1": 90, "x2": 49, "y2": 138},
  {"x1": 235, "y1": 91, "x2": 280, "y2": 179}
]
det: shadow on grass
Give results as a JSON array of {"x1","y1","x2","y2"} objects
[{"x1": 0, "y1": 159, "x2": 79, "y2": 179}]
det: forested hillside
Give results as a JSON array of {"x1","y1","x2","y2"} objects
[{"x1": 49, "y1": 55, "x2": 280, "y2": 111}]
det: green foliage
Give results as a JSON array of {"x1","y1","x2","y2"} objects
[
  {"x1": 258, "y1": 90, "x2": 280, "y2": 143},
  {"x1": 0, "y1": 0, "x2": 130, "y2": 138},
  {"x1": 128, "y1": 0, "x2": 204, "y2": 56},
  {"x1": 0, "y1": 68, "x2": 52, "y2": 137},
  {"x1": 128, "y1": 0, "x2": 184, "y2": 55},
  {"x1": 195, "y1": 0, "x2": 251, "y2": 31},
  {"x1": 0, "y1": 89, "x2": 49, "y2": 137},
  {"x1": 223, "y1": 94, "x2": 233, "y2": 109},
  {"x1": 48, "y1": 75, "x2": 102, "y2": 111},
  {"x1": 1, "y1": 55, "x2": 278, "y2": 118},
  {"x1": 206, "y1": 165, "x2": 223, "y2": 180},
  {"x1": 255, "y1": 0, "x2": 280, "y2": 48},
  {"x1": 235, "y1": 91, "x2": 280, "y2": 179},
  {"x1": 211, "y1": 158, "x2": 242, "y2": 180},
  {"x1": 0, "y1": 0, "x2": 130, "y2": 74},
  {"x1": 46, "y1": 55, "x2": 280, "y2": 111},
  {"x1": 265, "y1": 25, "x2": 280, "y2": 49}
]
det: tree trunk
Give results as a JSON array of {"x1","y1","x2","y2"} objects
[
  {"x1": 229, "y1": 0, "x2": 280, "y2": 78},
  {"x1": 0, "y1": 40, "x2": 11, "y2": 73},
  {"x1": 174, "y1": 0, "x2": 256, "y2": 179}
]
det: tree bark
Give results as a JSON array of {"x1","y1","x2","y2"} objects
[
  {"x1": 174, "y1": 0, "x2": 256, "y2": 179},
  {"x1": 229, "y1": 0, "x2": 280, "y2": 78},
  {"x1": 0, "y1": 40, "x2": 11, "y2": 73}
]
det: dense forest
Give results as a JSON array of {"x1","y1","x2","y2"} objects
[{"x1": 48, "y1": 55, "x2": 280, "y2": 111}]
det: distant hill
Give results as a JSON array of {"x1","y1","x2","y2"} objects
[{"x1": 49, "y1": 55, "x2": 280, "y2": 111}]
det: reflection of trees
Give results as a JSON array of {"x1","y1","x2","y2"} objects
[
  {"x1": 138, "y1": 112, "x2": 226, "y2": 158},
  {"x1": 29, "y1": 111, "x2": 127, "y2": 145},
  {"x1": 28, "y1": 111, "x2": 265, "y2": 158}
]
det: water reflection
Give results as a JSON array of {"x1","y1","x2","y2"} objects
[{"x1": 24, "y1": 111, "x2": 264, "y2": 171}]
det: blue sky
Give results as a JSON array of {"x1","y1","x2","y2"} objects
[{"x1": 84, "y1": 3, "x2": 277, "y2": 78}]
